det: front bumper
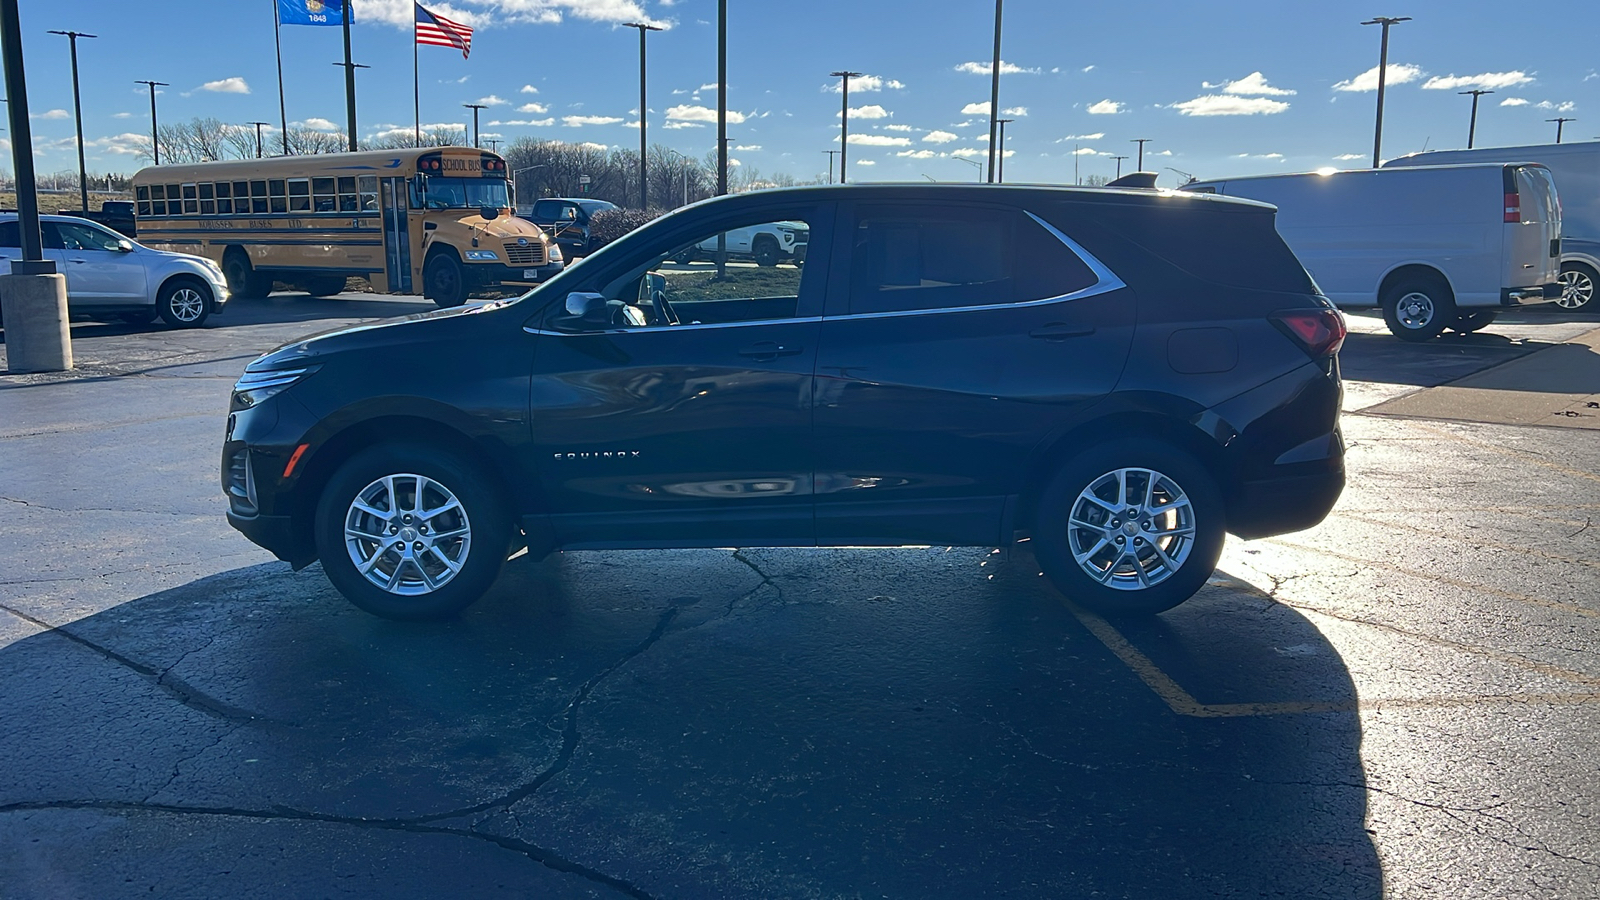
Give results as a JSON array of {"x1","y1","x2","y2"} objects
[
  {"x1": 226, "y1": 510, "x2": 307, "y2": 565},
  {"x1": 1502, "y1": 283, "x2": 1562, "y2": 305},
  {"x1": 465, "y1": 260, "x2": 565, "y2": 289}
]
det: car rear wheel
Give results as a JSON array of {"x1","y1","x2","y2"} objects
[
  {"x1": 424, "y1": 251, "x2": 468, "y2": 308},
  {"x1": 1032, "y1": 440, "x2": 1225, "y2": 616},
  {"x1": 752, "y1": 236, "x2": 780, "y2": 268},
  {"x1": 1451, "y1": 310, "x2": 1498, "y2": 333},
  {"x1": 1381, "y1": 275, "x2": 1455, "y2": 342},
  {"x1": 1556, "y1": 262, "x2": 1596, "y2": 311},
  {"x1": 157, "y1": 279, "x2": 211, "y2": 328},
  {"x1": 314, "y1": 443, "x2": 510, "y2": 621}
]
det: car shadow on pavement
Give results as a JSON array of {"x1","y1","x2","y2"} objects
[
  {"x1": 1339, "y1": 328, "x2": 1559, "y2": 387},
  {"x1": 0, "y1": 547, "x2": 1381, "y2": 898}
]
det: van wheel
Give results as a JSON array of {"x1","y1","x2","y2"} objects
[
  {"x1": 752, "y1": 236, "x2": 780, "y2": 267},
  {"x1": 1381, "y1": 275, "x2": 1455, "y2": 342},
  {"x1": 1556, "y1": 262, "x2": 1596, "y2": 311},
  {"x1": 157, "y1": 278, "x2": 211, "y2": 328},
  {"x1": 222, "y1": 250, "x2": 269, "y2": 299},
  {"x1": 1031, "y1": 440, "x2": 1225, "y2": 616},
  {"x1": 424, "y1": 251, "x2": 468, "y2": 308},
  {"x1": 1451, "y1": 311, "x2": 1498, "y2": 333},
  {"x1": 313, "y1": 443, "x2": 510, "y2": 621}
]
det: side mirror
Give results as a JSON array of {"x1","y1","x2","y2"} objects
[
  {"x1": 116, "y1": 239, "x2": 135, "y2": 253},
  {"x1": 636, "y1": 272, "x2": 666, "y2": 304},
  {"x1": 564, "y1": 291, "x2": 609, "y2": 323},
  {"x1": 479, "y1": 206, "x2": 501, "y2": 220}
]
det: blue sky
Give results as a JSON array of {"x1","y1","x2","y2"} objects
[{"x1": 11, "y1": 0, "x2": 1600, "y2": 187}]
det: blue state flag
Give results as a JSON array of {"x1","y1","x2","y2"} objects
[{"x1": 278, "y1": 0, "x2": 347, "y2": 26}]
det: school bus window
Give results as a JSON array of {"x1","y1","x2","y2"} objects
[
  {"x1": 215, "y1": 182, "x2": 232, "y2": 214},
  {"x1": 148, "y1": 185, "x2": 164, "y2": 216},
  {"x1": 182, "y1": 184, "x2": 197, "y2": 199},
  {"x1": 337, "y1": 177, "x2": 358, "y2": 212},
  {"x1": 166, "y1": 185, "x2": 181, "y2": 214},
  {"x1": 182, "y1": 184, "x2": 198, "y2": 214},
  {"x1": 269, "y1": 179, "x2": 287, "y2": 214},
  {"x1": 288, "y1": 179, "x2": 310, "y2": 212},
  {"x1": 199, "y1": 183, "x2": 214, "y2": 200},
  {"x1": 249, "y1": 180, "x2": 267, "y2": 214},
  {"x1": 312, "y1": 178, "x2": 336, "y2": 212},
  {"x1": 136, "y1": 184, "x2": 150, "y2": 217},
  {"x1": 358, "y1": 175, "x2": 378, "y2": 211}
]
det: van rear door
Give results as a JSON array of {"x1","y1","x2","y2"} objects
[{"x1": 1504, "y1": 164, "x2": 1561, "y2": 298}]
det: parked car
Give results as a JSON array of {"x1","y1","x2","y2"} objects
[
  {"x1": 223, "y1": 184, "x2": 1345, "y2": 622},
  {"x1": 1184, "y1": 164, "x2": 1563, "y2": 340},
  {"x1": 677, "y1": 220, "x2": 808, "y2": 267},
  {"x1": 518, "y1": 197, "x2": 618, "y2": 258},
  {"x1": 0, "y1": 213, "x2": 229, "y2": 327},
  {"x1": 63, "y1": 200, "x2": 137, "y2": 238},
  {"x1": 1385, "y1": 141, "x2": 1600, "y2": 311}
]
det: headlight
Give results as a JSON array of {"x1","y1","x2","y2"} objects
[
  {"x1": 548, "y1": 244, "x2": 563, "y2": 261},
  {"x1": 465, "y1": 250, "x2": 499, "y2": 261},
  {"x1": 231, "y1": 365, "x2": 319, "y2": 410}
]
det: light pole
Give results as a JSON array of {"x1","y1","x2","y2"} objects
[
  {"x1": 1459, "y1": 89, "x2": 1492, "y2": 149},
  {"x1": 1109, "y1": 155, "x2": 1128, "y2": 179},
  {"x1": 513, "y1": 163, "x2": 548, "y2": 205},
  {"x1": 996, "y1": 118, "x2": 1013, "y2": 183},
  {"x1": 665, "y1": 147, "x2": 692, "y2": 206},
  {"x1": 135, "y1": 79, "x2": 167, "y2": 165},
  {"x1": 47, "y1": 29, "x2": 95, "y2": 211},
  {"x1": 623, "y1": 21, "x2": 662, "y2": 210},
  {"x1": 485, "y1": 138, "x2": 501, "y2": 152},
  {"x1": 822, "y1": 149, "x2": 839, "y2": 184},
  {"x1": 329, "y1": 61, "x2": 369, "y2": 148},
  {"x1": 717, "y1": 0, "x2": 727, "y2": 197},
  {"x1": 951, "y1": 156, "x2": 982, "y2": 181},
  {"x1": 1548, "y1": 117, "x2": 1575, "y2": 143},
  {"x1": 1361, "y1": 16, "x2": 1410, "y2": 168},
  {"x1": 986, "y1": 0, "x2": 1003, "y2": 183},
  {"x1": 830, "y1": 70, "x2": 861, "y2": 183},
  {"x1": 1131, "y1": 138, "x2": 1150, "y2": 171},
  {"x1": 246, "y1": 121, "x2": 272, "y2": 159},
  {"x1": 463, "y1": 103, "x2": 486, "y2": 148}
]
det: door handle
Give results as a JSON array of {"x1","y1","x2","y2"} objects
[
  {"x1": 68, "y1": 258, "x2": 88, "y2": 264},
  {"x1": 1030, "y1": 322, "x2": 1095, "y2": 340},
  {"x1": 738, "y1": 342, "x2": 804, "y2": 360}
]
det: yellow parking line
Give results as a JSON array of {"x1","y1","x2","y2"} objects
[{"x1": 1411, "y1": 422, "x2": 1600, "y2": 485}]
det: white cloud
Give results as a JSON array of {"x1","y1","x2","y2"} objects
[
  {"x1": 961, "y1": 101, "x2": 990, "y2": 115},
  {"x1": 368, "y1": 122, "x2": 465, "y2": 142},
  {"x1": 822, "y1": 74, "x2": 905, "y2": 93},
  {"x1": 294, "y1": 117, "x2": 342, "y2": 132},
  {"x1": 1172, "y1": 95, "x2": 1290, "y2": 116},
  {"x1": 881, "y1": 124, "x2": 914, "y2": 132},
  {"x1": 199, "y1": 77, "x2": 250, "y2": 94},
  {"x1": 1002, "y1": 106, "x2": 1027, "y2": 116},
  {"x1": 665, "y1": 104, "x2": 747, "y2": 124},
  {"x1": 951, "y1": 147, "x2": 985, "y2": 158},
  {"x1": 1154, "y1": 150, "x2": 1172, "y2": 156},
  {"x1": 488, "y1": 118, "x2": 555, "y2": 126},
  {"x1": 519, "y1": 102, "x2": 549, "y2": 114},
  {"x1": 897, "y1": 149, "x2": 938, "y2": 159},
  {"x1": 579, "y1": 141, "x2": 609, "y2": 151},
  {"x1": 563, "y1": 115, "x2": 624, "y2": 126},
  {"x1": 350, "y1": 1, "x2": 669, "y2": 29},
  {"x1": 94, "y1": 133, "x2": 150, "y2": 156},
  {"x1": 838, "y1": 104, "x2": 890, "y2": 119},
  {"x1": 1233, "y1": 152, "x2": 1285, "y2": 160},
  {"x1": 1204, "y1": 72, "x2": 1296, "y2": 96},
  {"x1": 1072, "y1": 147, "x2": 1099, "y2": 155},
  {"x1": 1333, "y1": 64, "x2": 1423, "y2": 92},
  {"x1": 698, "y1": 82, "x2": 718, "y2": 92},
  {"x1": 662, "y1": 121, "x2": 702, "y2": 129},
  {"x1": 520, "y1": 84, "x2": 539, "y2": 94},
  {"x1": 31, "y1": 109, "x2": 69, "y2": 120},
  {"x1": 112, "y1": 112, "x2": 132, "y2": 119},
  {"x1": 923, "y1": 130, "x2": 960, "y2": 144},
  {"x1": 847, "y1": 134, "x2": 911, "y2": 146},
  {"x1": 1082, "y1": 65, "x2": 1095, "y2": 72},
  {"x1": 733, "y1": 143, "x2": 761, "y2": 150},
  {"x1": 1333, "y1": 153, "x2": 1365, "y2": 160},
  {"x1": 856, "y1": 160, "x2": 876, "y2": 166},
  {"x1": 476, "y1": 94, "x2": 509, "y2": 106},
  {"x1": 1536, "y1": 100, "x2": 1577, "y2": 112},
  {"x1": 954, "y1": 60, "x2": 1041, "y2": 75},
  {"x1": 1086, "y1": 99, "x2": 1123, "y2": 114},
  {"x1": 1058, "y1": 132, "x2": 1105, "y2": 141},
  {"x1": 1587, "y1": 71, "x2": 1599, "y2": 83},
  {"x1": 1421, "y1": 71, "x2": 1534, "y2": 91},
  {"x1": 1500, "y1": 97, "x2": 1530, "y2": 107},
  {"x1": 727, "y1": 157, "x2": 741, "y2": 167}
]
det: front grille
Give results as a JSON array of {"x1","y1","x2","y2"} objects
[
  {"x1": 226, "y1": 448, "x2": 257, "y2": 516},
  {"x1": 503, "y1": 240, "x2": 546, "y2": 266}
]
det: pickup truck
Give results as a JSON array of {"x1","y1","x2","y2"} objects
[
  {"x1": 679, "y1": 221, "x2": 807, "y2": 267},
  {"x1": 517, "y1": 197, "x2": 617, "y2": 259},
  {"x1": 63, "y1": 200, "x2": 137, "y2": 238}
]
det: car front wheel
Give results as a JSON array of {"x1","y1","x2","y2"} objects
[
  {"x1": 1381, "y1": 275, "x2": 1455, "y2": 342},
  {"x1": 1032, "y1": 440, "x2": 1225, "y2": 616},
  {"x1": 1556, "y1": 262, "x2": 1596, "y2": 311},
  {"x1": 424, "y1": 252, "x2": 468, "y2": 308},
  {"x1": 157, "y1": 279, "x2": 211, "y2": 328},
  {"x1": 314, "y1": 443, "x2": 510, "y2": 620}
]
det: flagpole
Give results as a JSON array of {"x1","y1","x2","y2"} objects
[
  {"x1": 413, "y1": 6, "x2": 420, "y2": 148},
  {"x1": 274, "y1": 0, "x2": 288, "y2": 154}
]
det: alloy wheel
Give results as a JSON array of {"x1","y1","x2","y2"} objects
[
  {"x1": 1557, "y1": 269, "x2": 1594, "y2": 310},
  {"x1": 167, "y1": 288, "x2": 206, "y2": 323},
  {"x1": 1066, "y1": 467, "x2": 1196, "y2": 591},
  {"x1": 343, "y1": 473, "x2": 473, "y2": 595}
]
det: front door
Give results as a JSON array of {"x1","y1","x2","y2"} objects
[
  {"x1": 380, "y1": 177, "x2": 412, "y2": 293},
  {"x1": 45, "y1": 220, "x2": 148, "y2": 306},
  {"x1": 526, "y1": 203, "x2": 833, "y2": 548}
]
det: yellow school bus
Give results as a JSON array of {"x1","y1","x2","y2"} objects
[{"x1": 131, "y1": 147, "x2": 562, "y2": 307}]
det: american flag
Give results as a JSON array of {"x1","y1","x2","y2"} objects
[{"x1": 415, "y1": 3, "x2": 473, "y2": 59}]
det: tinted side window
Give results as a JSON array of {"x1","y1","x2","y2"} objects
[{"x1": 0, "y1": 221, "x2": 19, "y2": 248}]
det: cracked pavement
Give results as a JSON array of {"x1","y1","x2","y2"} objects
[{"x1": 1, "y1": 298, "x2": 1598, "y2": 897}]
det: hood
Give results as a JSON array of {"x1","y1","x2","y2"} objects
[
  {"x1": 458, "y1": 213, "x2": 546, "y2": 239},
  {"x1": 244, "y1": 298, "x2": 520, "y2": 372}
]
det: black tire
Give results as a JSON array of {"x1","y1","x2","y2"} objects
[
  {"x1": 1556, "y1": 261, "x2": 1596, "y2": 311},
  {"x1": 314, "y1": 443, "x2": 510, "y2": 621},
  {"x1": 752, "y1": 236, "x2": 779, "y2": 268},
  {"x1": 1381, "y1": 274, "x2": 1455, "y2": 342},
  {"x1": 117, "y1": 308, "x2": 158, "y2": 326},
  {"x1": 1031, "y1": 439, "x2": 1226, "y2": 616},
  {"x1": 305, "y1": 275, "x2": 348, "y2": 297},
  {"x1": 672, "y1": 248, "x2": 697, "y2": 265},
  {"x1": 222, "y1": 250, "x2": 269, "y2": 299},
  {"x1": 156, "y1": 278, "x2": 211, "y2": 328},
  {"x1": 1451, "y1": 310, "x2": 1498, "y2": 333},
  {"x1": 424, "y1": 251, "x2": 468, "y2": 308}
]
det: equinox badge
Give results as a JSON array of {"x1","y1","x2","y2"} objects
[{"x1": 554, "y1": 450, "x2": 642, "y2": 460}]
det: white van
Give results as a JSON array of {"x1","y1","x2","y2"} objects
[
  {"x1": 1385, "y1": 141, "x2": 1598, "y2": 311},
  {"x1": 1183, "y1": 164, "x2": 1562, "y2": 340}
]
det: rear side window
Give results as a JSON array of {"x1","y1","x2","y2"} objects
[
  {"x1": 848, "y1": 205, "x2": 1098, "y2": 314},
  {"x1": 0, "y1": 221, "x2": 18, "y2": 248}
]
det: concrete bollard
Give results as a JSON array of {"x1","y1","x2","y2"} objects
[{"x1": 0, "y1": 269, "x2": 73, "y2": 373}]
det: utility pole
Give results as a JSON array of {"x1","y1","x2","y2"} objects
[
  {"x1": 246, "y1": 121, "x2": 272, "y2": 158},
  {"x1": 341, "y1": 0, "x2": 356, "y2": 151},
  {"x1": 830, "y1": 70, "x2": 861, "y2": 183},
  {"x1": 1548, "y1": 117, "x2": 1575, "y2": 143},
  {"x1": 135, "y1": 80, "x2": 167, "y2": 165},
  {"x1": 47, "y1": 30, "x2": 95, "y2": 211},
  {"x1": 996, "y1": 118, "x2": 1013, "y2": 183},
  {"x1": 1459, "y1": 89, "x2": 1492, "y2": 148},
  {"x1": 717, "y1": 0, "x2": 727, "y2": 197},
  {"x1": 986, "y1": 0, "x2": 1003, "y2": 183},
  {"x1": 1361, "y1": 16, "x2": 1410, "y2": 168},
  {"x1": 1131, "y1": 138, "x2": 1150, "y2": 171},
  {"x1": 463, "y1": 103, "x2": 486, "y2": 148},
  {"x1": 823, "y1": 149, "x2": 839, "y2": 184},
  {"x1": 485, "y1": 137, "x2": 501, "y2": 152},
  {"x1": 623, "y1": 21, "x2": 662, "y2": 209},
  {"x1": 1110, "y1": 155, "x2": 1128, "y2": 179}
]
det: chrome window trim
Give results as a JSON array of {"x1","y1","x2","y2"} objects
[{"x1": 525, "y1": 315, "x2": 823, "y2": 337}]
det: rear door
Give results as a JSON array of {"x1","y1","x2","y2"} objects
[{"x1": 1506, "y1": 164, "x2": 1562, "y2": 289}]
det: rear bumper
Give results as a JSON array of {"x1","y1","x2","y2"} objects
[
  {"x1": 1502, "y1": 283, "x2": 1562, "y2": 305},
  {"x1": 1228, "y1": 466, "x2": 1345, "y2": 540}
]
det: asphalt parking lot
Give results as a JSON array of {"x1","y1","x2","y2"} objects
[{"x1": 2, "y1": 294, "x2": 1598, "y2": 898}]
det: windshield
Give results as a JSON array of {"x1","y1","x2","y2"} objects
[{"x1": 421, "y1": 177, "x2": 510, "y2": 211}]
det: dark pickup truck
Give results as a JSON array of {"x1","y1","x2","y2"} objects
[
  {"x1": 517, "y1": 197, "x2": 616, "y2": 259},
  {"x1": 64, "y1": 200, "x2": 137, "y2": 238}
]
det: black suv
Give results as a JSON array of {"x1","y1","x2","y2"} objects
[{"x1": 224, "y1": 185, "x2": 1345, "y2": 620}]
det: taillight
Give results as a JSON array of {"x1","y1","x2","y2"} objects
[
  {"x1": 1504, "y1": 191, "x2": 1521, "y2": 223},
  {"x1": 1271, "y1": 309, "x2": 1346, "y2": 359}
]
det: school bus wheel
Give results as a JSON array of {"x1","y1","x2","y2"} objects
[{"x1": 423, "y1": 248, "x2": 468, "y2": 308}]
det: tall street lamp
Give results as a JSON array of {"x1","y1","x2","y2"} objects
[
  {"x1": 246, "y1": 121, "x2": 272, "y2": 158},
  {"x1": 1131, "y1": 138, "x2": 1151, "y2": 171},
  {"x1": 996, "y1": 118, "x2": 1013, "y2": 183},
  {"x1": 1459, "y1": 89, "x2": 1492, "y2": 149},
  {"x1": 623, "y1": 21, "x2": 662, "y2": 210},
  {"x1": 135, "y1": 79, "x2": 167, "y2": 165},
  {"x1": 1360, "y1": 16, "x2": 1410, "y2": 168},
  {"x1": 47, "y1": 29, "x2": 95, "y2": 211},
  {"x1": 986, "y1": 0, "x2": 1003, "y2": 183},
  {"x1": 951, "y1": 156, "x2": 982, "y2": 182},
  {"x1": 463, "y1": 103, "x2": 486, "y2": 148},
  {"x1": 830, "y1": 70, "x2": 861, "y2": 183},
  {"x1": 1109, "y1": 155, "x2": 1128, "y2": 179},
  {"x1": 1548, "y1": 117, "x2": 1575, "y2": 143},
  {"x1": 822, "y1": 149, "x2": 838, "y2": 184},
  {"x1": 665, "y1": 147, "x2": 692, "y2": 206}
]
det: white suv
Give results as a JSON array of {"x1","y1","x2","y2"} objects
[
  {"x1": 680, "y1": 221, "x2": 808, "y2": 267},
  {"x1": 0, "y1": 214, "x2": 230, "y2": 327}
]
